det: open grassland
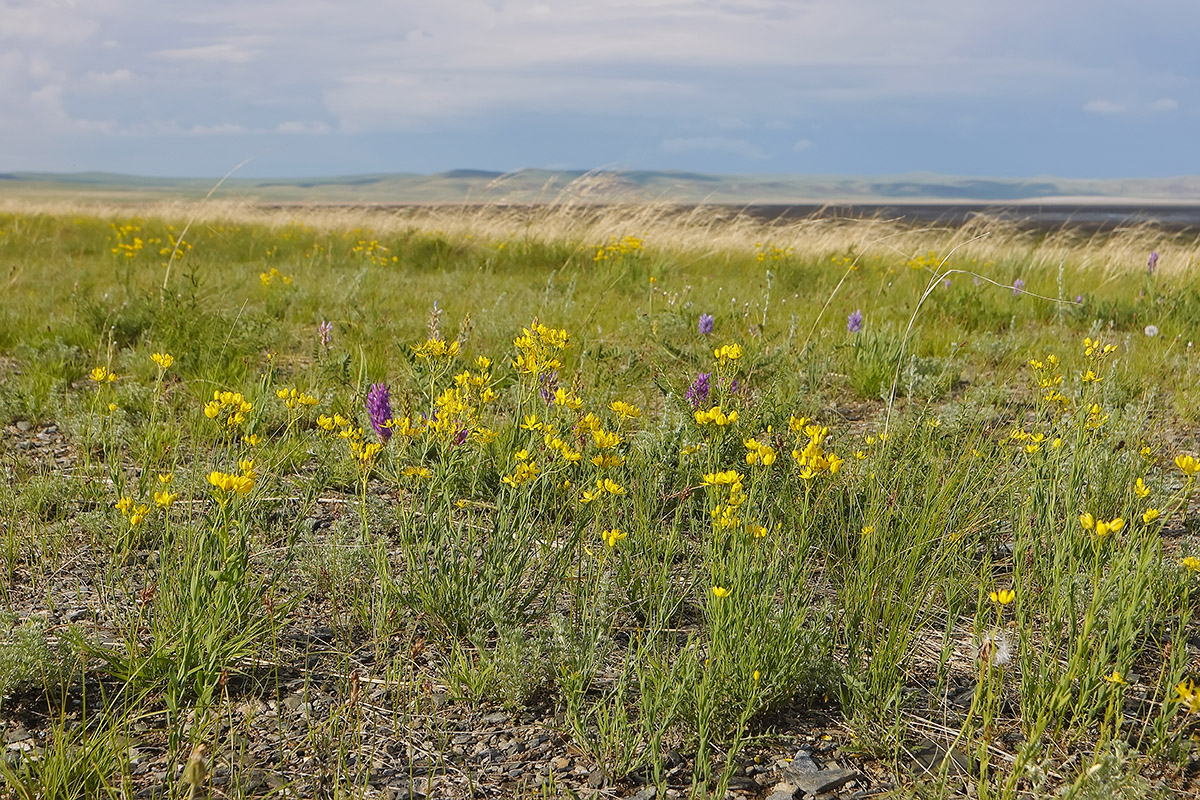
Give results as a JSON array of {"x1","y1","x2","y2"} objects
[{"x1": 5, "y1": 200, "x2": 1200, "y2": 799}]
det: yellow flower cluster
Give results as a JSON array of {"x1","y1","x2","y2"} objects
[
  {"x1": 502, "y1": 452, "x2": 540, "y2": 488},
  {"x1": 260, "y1": 267, "x2": 293, "y2": 287},
  {"x1": 350, "y1": 238, "x2": 397, "y2": 267},
  {"x1": 109, "y1": 222, "x2": 143, "y2": 258},
  {"x1": 203, "y1": 391, "x2": 254, "y2": 428},
  {"x1": 1083, "y1": 337, "x2": 1118, "y2": 359},
  {"x1": 713, "y1": 343, "x2": 743, "y2": 365},
  {"x1": 755, "y1": 242, "x2": 794, "y2": 263},
  {"x1": 695, "y1": 405, "x2": 738, "y2": 427},
  {"x1": 743, "y1": 436, "x2": 777, "y2": 467},
  {"x1": 512, "y1": 321, "x2": 570, "y2": 378},
  {"x1": 89, "y1": 366, "x2": 118, "y2": 383},
  {"x1": 553, "y1": 388, "x2": 584, "y2": 411},
  {"x1": 790, "y1": 419, "x2": 843, "y2": 480},
  {"x1": 580, "y1": 477, "x2": 626, "y2": 504},
  {"x1": 592, "y1": 235, "x2": 644, "y2": 262},
  {"x1": 151, "y1": 352, "x2": 175, "y2": 370},
  {"x1": 601, "y1": 528, "x2": 627, "y2": 548},
  {"x1": 544, "y1": 432, "x2": 582, "y2": 464},
  {"x1": 153, "y1": 473, "x2": 177, "y2": 508},
  {"x1": 1009, "y1": 428, "x2": 1053, "y2": 453},
  {"x1": 1079, "y1": 513, "x2": 1124, "y2": 538},
  {"x1": 702, "y1": 470, "x2": 747, "y2": 530},
  {"x1": 115, "y1": 496, "x2": 151, "y2": 526},
  {"x1": 989, "y1": 588, "x2": 1016, "y2": 605},
  {"x1": 411, "y1": 337, "x2": 461, "y2": 360},
  {"x1": 276, "y1": 387, "x2": 319, "y2": 409},
  {"x1": 609, "y1": 400, "x2": 641, "y2": 420},
  {"x1": 1084, "y1": 403, "x2": 1109, "y2": 431},
  {"x1": 348, "y1": 440, "x2": 382, "y2": 468},
  {"x1": 1176, "y1": 454, "x2": 1200, "y2": 476},
  {"x1": 1176, "y1": 679, "x2": 1200, "y2": 715},
  {"x1": 208, "y1": 460, "x2": 256, "y2": 496}
]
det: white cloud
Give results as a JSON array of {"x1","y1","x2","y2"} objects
[
  {"x1": 1147, "y1": 97, "x2": 1178, "y2": 112},
  {"x1": 659, "y1": 136, "x2": 768, "y2": 160},
  {"x1": 154, "y1": 42, "x2": 261, "y2": 64},
  {"x1": 1083, "y1": 99, "x2": 1125, "y2": 114},
  {"x1": 275, "y1": 120, "x2": 331, "y2": 135},
  {"x1": 82, "y1": 68, "x2": 134, "y2": 86},
  {"x1": 793, "y1": 139, "x2": 814, "y2": 152}
]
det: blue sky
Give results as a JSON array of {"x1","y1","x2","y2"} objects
[{"x1": 1, "y1": 0, "x2": 1195, "y2": 178}]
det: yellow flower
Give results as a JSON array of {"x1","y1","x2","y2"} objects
[
  {"x1": 242, "y1": 434, "x2": 260, "y2": 446},
  {"x1": 601, "y1": 528, "x2": 627, "y2": 548},
  {"x1": 713, "y1": 343, "x2": 743, "y2": 364},
  {"x1": 154, "y1": 490, "x2": 178, "y2": 508},
  {"x1": 208, "y1": 471, "x2": 254, "y2": 496},
  {"x1": 1093, "y1": 517, "x2": 1124, "y2": 538},
  {"x1": 115, "y1": 496, "x2": 134, "y2": 516},
  {"x1": 590, "y1": 454, "x2": 624, "y2": 468},
  {"x1": 521, "y1": 414, "x2": 543, "y2": 431},
  {"x1": 1103, "y1": 671, "x2": 1127, "y2": 686},
  {"x1": 128, "y1": 504, "x2": 150, "y2": 526},
  {"x1": 1182, "y1": 556, "x2": 1200, "y2": 573},
  {"x1": 601, "y1": 478, "x2": 626, "y2": 496},
  {"x1": 158, "y1": 472, "x2": 173, "y2": 485},
  {"x1": 1176, "y1": 454, "x2": 1200, "y2": 476},
  {"x1": 712, "y1": 586, "x2": 731, "y2": 599},
  {"x1": 1175, "y1": 679, "x2": 1200, "y2": 715},
  {"x1": 89, "y1": 366, "x2": 117, "y2": 383},
  {"x1": 151, "y1": 352, "x2": 174, "y2": 369},
  {"x1": 1134, "y1": 478, "x2": 1150, "y2": 498},
  {"x1": 401, "y1": 466, "x2": 432, "y2": 479},
  {"x1": 1142, "y1": 508, "x2": 1160, "y2": 524},
  {"x1": 1079, "y1": 512, "x2": 1094, "y2": 531},
  {"x1": 592, "y1": 429, "x2": 621, "y2": 449},
  {"x1": 553, "y1": 388, "x2": 583, "y2": 410},
  {"x1": 609, "y1": 400, "x2": 642, "y2": 419},
  {"x1": 989, "y1": 589, "x2": 1015, "y2": 606}
]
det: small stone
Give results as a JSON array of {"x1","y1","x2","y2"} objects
[
  {"x1": 482, "y1": 711, "x2": 508, "y2": 725},
  {"x1": 550, "y1": 756, "x2": 571, "y2": 772},
  {"x1": 587, "y1": 767, "x2": 606, "y2": 788},
  {"x1": 788, "y1": 767, "x2": 859, "y2": 797},
  {"x1": 16, "y1": 420, "x2": 31, "y2": 431},
  {"x1": 764, "y1": 782, "x2": 798, "y2": 800}
]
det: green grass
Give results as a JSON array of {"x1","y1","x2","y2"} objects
[{"x1": 2, "y1": 203, "x2": 1200, "y2": 798}]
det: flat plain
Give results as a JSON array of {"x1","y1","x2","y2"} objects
[{"x1": 3, "y1": 195, "x2": 1200, "y2": 799}]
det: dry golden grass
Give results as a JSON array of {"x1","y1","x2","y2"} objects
[{"x1": 2, "y1": 191, "x2": 1194, "y2": 277}]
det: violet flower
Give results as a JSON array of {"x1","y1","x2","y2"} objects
[
  {"x1": 318, "y1": 320, "x2": 333, "y2": 349},
  {"x1": 698, "y1": 314, "x2": 714, "y2": 335},
  {"x1": 366, "y1": 382, "x2": 393, "y2": 443},
  {"x1": 685, "y1": 372, "x2": 712, "y2": 408},
  {"x1": 1013, "y1": 278, "x2": 1025, "y2": 296},
  {"x1": 847, "y1": 309, "x2": 863, "y2": 334},
  {"x1": 1148, "y1": 251, "x2": 1159, "y2": 274},
  {"x1": 540, "y1": 370, "x2": 559, "y2": 405}
]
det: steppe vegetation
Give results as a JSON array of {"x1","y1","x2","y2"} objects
[{"x1": 3, "y1": 198, "x2": 1200, "y2": 799}]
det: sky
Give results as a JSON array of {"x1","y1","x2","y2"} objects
[{"x1": 1, "y1": 0, "x2": 1196, "y2": 179}]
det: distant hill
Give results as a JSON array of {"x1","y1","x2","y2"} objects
[{"x1": 3, "y1": 168, "x2": 1199, "y2": 205}]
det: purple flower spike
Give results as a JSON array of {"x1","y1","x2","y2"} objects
[
  {"x1": 540, "y1": 370, "x2": 559, "y2": 405},
  {"x1": 698, "y1": 314, "x2": 714, "y2": 335},
  {"x1": 1148, "y1": 251, "x2": 1159, "y2": 274},
  {"x1": 366, "y1": 382, "x2": 393, "y2": 443},
  {"x1": 318, "y1": 320, "x2": 333, "y2": 348},
  {"x1": 1013, "y1": 278, "x2": 1025, "y2": 296},
  {"x1": 685, "y1": 372, "x2": 712, "y2": 408},
  {"x1": 847, "y1": 309, "x2": 863, "y2": 334}
]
